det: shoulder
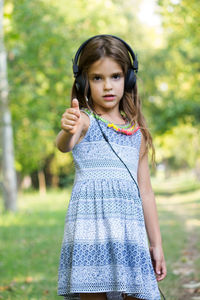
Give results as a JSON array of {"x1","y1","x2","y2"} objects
[
  {"x1": 139, "y1": 130, "x2": 147, "y2": 161},
  {"x1": 137, "y1": 131, "x2": 150, "y2": 184},
  {"x1": 81, "y1": 110, "x2": 90, "y2": 127}
]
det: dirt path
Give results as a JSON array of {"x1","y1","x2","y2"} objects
[
  {"x1": 167, "y1": 192, "x2": 200, "y2": 300},
  {"x1": 174, "y1": 228, "x2": 200, "y2": 300},
  {"x1": 158, "y1": 187, "x2": 200, "y2": 300}
]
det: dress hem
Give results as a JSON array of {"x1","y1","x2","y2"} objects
[
  {"x1": 58, "y1": 290, "x2": 161, "y2": 300},
  {"x1": 58, "y1": 287, "x2": 161, "y2": 300}
]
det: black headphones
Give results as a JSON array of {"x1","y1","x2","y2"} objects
[{"x1": 72, "y1": 34, "x2": 138, "y2": 94}]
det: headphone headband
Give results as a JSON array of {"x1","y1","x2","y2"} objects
[
  {"x1": 72, "y1": 34, "x2": 138, "y2": 94},
  {"x1": 73, "y1": 34, "x2": 138, "y2": 76}
]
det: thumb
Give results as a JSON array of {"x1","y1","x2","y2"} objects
[{"x1": 71, "y1": 98, "x2": 79, "y2": 110}]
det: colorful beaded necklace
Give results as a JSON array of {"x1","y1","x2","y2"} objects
[{"x1": 84, "y1": 109, "x2": 140, "y2": 135}]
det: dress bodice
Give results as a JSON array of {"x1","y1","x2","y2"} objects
[{"x1": 72, "y1": 110, "x2": 142, "y2": 184}]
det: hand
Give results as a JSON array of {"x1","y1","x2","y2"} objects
[
  {"x1": 149, "y1": 245, "x2": 167, "y2": 281},
  {"x1": 61, "y1": 98, "x2": 81, "y2": 135}
]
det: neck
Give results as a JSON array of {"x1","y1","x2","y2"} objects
[
  {"x1": 100, "y1": 112, "x2": 125, "y2": 124},
  {"x1": 94, "y1": 107, "x2": 125, "y2": 124}
]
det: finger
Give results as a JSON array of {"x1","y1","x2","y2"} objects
[
  {"x1": 155, "y1": 260, "x2": 162, "y2": 277},
  {"x1": 71, "y1": 98, "x2": 80, "y2": 117},
  {"x1": 158, "y1": 263, "x2": 167, "y2": 281},
  {"x1": 61, "y1": 124, "x2": 73, "y2": 132},
  {"x1": 63, "y1": 124, "x2": 73, "y2": 130},
  {"x1": 63, "y1": 112, "x2": 78, "y2": 121},
  {"x1": 62, "y1": 119, "x2": 76, "y2": 126},
  {"x1": 71, "y1": 98, "x2": 79, "y2": 110},
  {"x1": 63, "y1": 109, "x2": 80, "y2": 119}
]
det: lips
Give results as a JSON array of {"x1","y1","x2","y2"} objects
[{"x1": 103, "y1": 94, "x2": 115, "y2": 101}]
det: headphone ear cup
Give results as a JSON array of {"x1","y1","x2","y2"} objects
[
  {"x1": 75, "y1": 74, "x2": 86, "y2": 95},
  {"x1": 125, "y1": 68, "x2": 136, "y2": 92}
]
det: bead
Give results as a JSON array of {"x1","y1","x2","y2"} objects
[{"x1": 84, "y1": 109, "x2": 140, "y2": 135}]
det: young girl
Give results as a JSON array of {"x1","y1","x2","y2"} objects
[{"x1": 56, "y1": 35, "x2": 167, "y2": 300}]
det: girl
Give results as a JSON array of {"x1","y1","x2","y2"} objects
[{"x1": 56, "y1": 35, "x2": 167, "y2": 300}]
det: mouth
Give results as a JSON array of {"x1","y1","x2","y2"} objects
[{"x1": 103, "y1": 94, "x2": 115, "y2": 101}]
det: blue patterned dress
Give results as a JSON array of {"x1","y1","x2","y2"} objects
[{"x1": 57, "y1": 110, "x2": 161, "y2": 300}]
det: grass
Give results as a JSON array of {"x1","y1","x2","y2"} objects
[
  {"x1": 152, "y1": 171, "x2": 200, "y2": 299},
  {"x1": 0, "y1": 172, "x2": 200, "y2": 300},
  {"x1": 0, "y1": 188, "x2": 72, "y2": 300}
]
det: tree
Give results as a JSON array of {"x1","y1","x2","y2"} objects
[
  {"x1": 0, "y1": 0, "x2": 17, "y2": 211},
  {"x1": 5, "y1": 0, "x2": 153, "y2": 188},
  {"x1": 144, "y1": 0, "x2": 200, "y2": 177},
  {"x1": 151, "y1": 0, "x2": 200, "y2": 133}
]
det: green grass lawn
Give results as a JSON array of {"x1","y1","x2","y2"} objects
[
  {"x1": 0, "y1": 188, "x2": 71, "y2": 300},
  {"x1": 0, "y1": 172, "x2": 200, "y2": 300}
]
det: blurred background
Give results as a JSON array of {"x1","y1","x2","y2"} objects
[{"x1": 0, "y1": 0, "x2": 200, "y2": 299}]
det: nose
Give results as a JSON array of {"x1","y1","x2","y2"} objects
[{"x1": 104, "y1": 78, "x2": 112, "y2": 90}]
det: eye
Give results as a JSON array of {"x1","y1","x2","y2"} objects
[
  {"x1": 92, "y1": 75, "x2": 102, "y2": 81},
  {"x1": 112, "y1": 73, "x2": 122, "y2": 80}
]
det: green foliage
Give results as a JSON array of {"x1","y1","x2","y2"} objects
[
  {"x1": 155, "y1": 121, "x2": 200, "y2": 170},
  {"x1": 5, "y1": 0, "x2": 72, "y2": 175},
  {"x1": 144, "y1": 0, "x2": 200, "y2": 172},
  {"x1": 152, "y1": 0, "x2": 200, "y2": 131},
  {"x1": 3, "y1": 0, "x2": 200, "y2": 183},
  {"x1": 4, "y1": 0, "x2": 153, "y2": 180}
]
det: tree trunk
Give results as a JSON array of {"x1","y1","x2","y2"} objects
[
  {"x1": 0, "y1": 0, "x2": 17, "y2": 211},
  {"x1": 38, "y1": 170, "x2": 46, "y2": 196},
  {"x1": 194, "y1": 159, "x2": 200, "y2": 181}
]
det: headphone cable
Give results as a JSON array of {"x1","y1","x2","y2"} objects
[
  {"x1": 94, "y1": 114, "x2": 141, "y2": 197},
  {"x1": 94, "y1": 114, "x2": 166, "y2": 300}
]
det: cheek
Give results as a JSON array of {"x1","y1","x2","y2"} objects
[
  {"x1": 117, "y1": 80, "x2": 125, "y2": 93},
  {"x1": 89, "y1": 84, "x2": 96, "y2": 96},
  {"x1": 90, "y1": 83, "x2": 100, "y2": 95}
]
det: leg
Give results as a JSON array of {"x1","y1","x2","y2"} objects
[{"x1": 80, "y1": 293, "x2": 107, "y2": 300}]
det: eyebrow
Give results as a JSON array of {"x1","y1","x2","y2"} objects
[{"x1": 89, "y1": 71, "x2": 124, "y2": 76}]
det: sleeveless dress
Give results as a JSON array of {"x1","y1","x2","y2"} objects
[{"x1": 57, "y1": 110, "x2": 161, "y2": 300}]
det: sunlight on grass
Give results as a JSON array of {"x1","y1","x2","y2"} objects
[
  {"x1": 186, "y1": 218, "x2": 200, "y2": 228},
  {"x1": 152, "y1": 170, "x2": 200, "y2": 194}
]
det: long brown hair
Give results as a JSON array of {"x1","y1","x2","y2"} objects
[{"x1": 71, "y1": 36, "x2": 155, "y2": 166}]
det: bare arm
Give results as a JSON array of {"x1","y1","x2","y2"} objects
[
  {"x1": 137, "y1": 133, "x2": 167, "y2": 281},
  {"x1": 56, "y1": 99, "x2": 88, "y2": 152}
]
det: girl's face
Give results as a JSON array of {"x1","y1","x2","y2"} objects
[{"x1": 88, "y1": 57, "x2": 124, "y2": 114}]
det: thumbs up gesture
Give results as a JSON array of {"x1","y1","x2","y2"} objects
[{"x1": 61, "y1": 98, "x2": 81, "y2": 135}]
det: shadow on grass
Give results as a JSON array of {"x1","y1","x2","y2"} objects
[{"x1": 154, "y1": 183, "x2": 200, "y2": 197}]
